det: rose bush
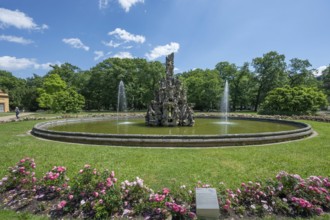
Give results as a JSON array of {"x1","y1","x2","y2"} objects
[{"x1": 1, "y1": 158, "x2": 329, "y2": 219}]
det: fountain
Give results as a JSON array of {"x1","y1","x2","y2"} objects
[
  {"x1": 117, "y1": 80, "x2": 127, "y2": 113},
  {"x1": 31, "y1": 54, "x2": 314, "y2": 147},
  {"x1": 220, "y1": 80, "x2": 229, "y2": 124},
  {"x1": 145, "y1": 53, "x2": 194, "y2": 126}
]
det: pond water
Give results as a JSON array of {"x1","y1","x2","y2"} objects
[{"x1": 49, "y1": 118, "x2": 299, "y2": 136}]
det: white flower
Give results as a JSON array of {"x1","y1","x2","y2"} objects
[
  {"x1": 80, "y1": 200, "x2": 86, "y2": 205},
  {"x1": 180, "y1": 185, "x2": 186, "y2": 189},
  {"x1": 250, "y1": 204, "x2": 256, "y2": 209}
]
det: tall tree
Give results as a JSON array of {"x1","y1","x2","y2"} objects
[
  {"x1": 215, "y1": 61, "x2": 254, "y2": 111},
  {"x1": 288, "y1": 58, "x2": 318, "y2": 87},
  {"x1": 180, "y1": 69, "x2": 222, "y2": 111},
  {"x1": 252, "y1": 51, "x2": 287, "y2": 111},
  {"x1": 0, "y1": 70, "x2": 27, "y2": 110},
  {"x1": 320, "y1": 65, "x2": 330, "y2": 101},
  {"x1": 84, "y1": 58, "x2": 165, "y2": 111}
]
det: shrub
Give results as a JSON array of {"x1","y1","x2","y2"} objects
[
  {"x1": 1, "y1": 158, "x2": 329, "y2": 219},
  {"x1": 259, "y1": 86, "x2": 328, "y2": 115}
]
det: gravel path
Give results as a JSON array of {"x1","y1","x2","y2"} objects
[{"x1": 0, "y1": 112, "x2": 35, "y2": 122}]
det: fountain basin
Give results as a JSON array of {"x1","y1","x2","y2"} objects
[{"x1": 31, "y1": 116, "x2": 313, "y2": 147}]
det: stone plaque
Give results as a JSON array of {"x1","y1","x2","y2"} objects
[{"x1": 196, "y1": 188, "x2": 219, "y2": 219}]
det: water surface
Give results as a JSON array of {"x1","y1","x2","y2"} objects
[{"x1": 49, "y1": 118, "x2": 298, "y2": 135}]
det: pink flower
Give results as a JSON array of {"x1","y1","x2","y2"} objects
[
  {"x1": 223, "y1": 204, "x2": 230, "y2": 210},
  {"x1": 189, "y1": 212, "x2": 197, "y2": 219},
  {"x1": 68, "y1": 194, "x2": 74, "y2": 200},
  {"x1": 110, "y1": 171, "x2": 115, "y2": 178},
  {"x1": 84, "y1": 164, "x2": 91, "y2": 169},
  {"x1": 180, "y1": 207, "x2": 186, "y2": 214},
  {"x1": 98, "y1": 199, "x2": 103, "y2": 204},
  {"x1": 163, "y1": 188, "x2": 170, "y2": 195},
  {"x1": 315, "y1": 207, "x2": 323, "y2": 215},
  {"x1": 172, "y1": 204, "x2": 180, "y2": 212},
  {"x1": 79, "y1": 169, "x2": 84, "y2": 174},
  {"x1": 31, "y1": 163, "x2": 36, "y2": 169},
  {"x1": 57, "y1": 166, "x2": 66, "y2": 173},
  {"x1": 32, "y1": 177, "x2": 37, "y2": 183},
  {"x1": 93, "y1": 191, "x2": 99, "y2": 198},
  {"x1": 57, "y1": 200, "x2": 67, "y2": 209}
]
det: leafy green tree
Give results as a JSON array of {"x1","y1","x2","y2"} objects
[
  {"x1": 320, "y1": 65, "x2": 330, "y2": 100},
  {"x1": 288, "y1": 58, "x2": 318, "y2": 87},
  {"x1": 259, "y1": 86, "x2": 328, "y2": 115},
  {"x1": 21, "y1": 74, "x2": 44, "y2": 111},
  {"x1": 252, "y1": 51, "x2": 288, "y2": 111},
  {"x1": 215, "y1": 62, "x2": 255, "y2": 111},
  {"x1": 37, "y1": 74, "x2": 85, "y2": 113},
  {"x1": 180, "y1": 69, "x2": 222, "y2": 111},
  {"x1": 0, "y1": 70, "x2": 27, "y2": 110},
  {"x1": 84, "y1": 58, "x2": 165, "y2": 111}
]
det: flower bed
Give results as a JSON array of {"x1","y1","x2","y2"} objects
[{"x1": 0, "y1": 158, "x2": 329, "y2": 219}]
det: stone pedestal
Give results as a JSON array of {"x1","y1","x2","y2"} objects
[{"x1": 196, "y1": 188, "x2": 220, "y2": 219}]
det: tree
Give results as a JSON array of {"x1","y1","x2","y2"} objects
[
  {"x1": 21, "y1": 74, "x2": 44, "y2": 111},
  {"x1": 215, "y1": 62, "x2": 255, "y2": 111},
  {"x1": 288, "y1": 58, "x2": 318, "y2": 87},
  {"x1": 37, "y1": 74, "x2": 84, "y2": 113},
  {"x1": 252, "y1": 51, "x2": 288, "y2": 111},
  {"x1": 84, "y1": 58, "x2": 165, "y2": 111},
  {"x1": 259, "y1": 86, "x2": 328, "y2": 115},
  {"x1": 320, "y1": 65, "x2": 330, "y2": 101},
  {"x1": 180, "y1": 69, "x2": 222, "y2": 111},
  {"x1": 0, "y1": 70, "x2": 27, "y2": 110}
]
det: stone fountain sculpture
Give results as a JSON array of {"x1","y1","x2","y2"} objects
[{"x1": 145, "y1": 53, "x2": 195, "y2": 126}]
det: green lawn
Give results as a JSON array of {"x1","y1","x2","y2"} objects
[{"x1": 0, "y1": 115, "x2": 329, "y2": 219}]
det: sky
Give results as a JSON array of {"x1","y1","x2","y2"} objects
[{"x1": 0, "y1": 0, "x2": 329, "y2": 78}]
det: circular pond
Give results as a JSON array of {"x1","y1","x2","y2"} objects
[{"x1": 31, "y1": 116, "x2": 313, "y2": 147}]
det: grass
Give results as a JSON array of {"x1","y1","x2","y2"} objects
[{"x1": 0, "y1": 113, "x2": 330, "y2": 219}]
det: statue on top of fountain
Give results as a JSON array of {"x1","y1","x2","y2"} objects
[{"x1": 145, "y1": 53, "x2": 195, "y2": 126}]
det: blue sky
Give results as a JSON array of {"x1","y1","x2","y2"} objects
[{"x1": 0, "y1": 0, "x2": 329, "y2": 78}]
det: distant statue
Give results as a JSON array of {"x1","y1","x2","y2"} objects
[{"x1": 145, "y1": 53, "x2": 194, "y2": 127}]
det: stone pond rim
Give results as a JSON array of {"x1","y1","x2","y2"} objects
[{"x1": 31, "y1": 116, "x2": 313, "y2": 147}]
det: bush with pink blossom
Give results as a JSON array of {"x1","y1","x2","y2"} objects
[
  {"x1": 35, "y1": 165, "x2": 69, "y2": 200},
  {"x1": 0, "y1": 157, "x2": 36, "y2": 192},
  {"x1": 1, "y1": 158, "x2": 330, "y2": 219}
]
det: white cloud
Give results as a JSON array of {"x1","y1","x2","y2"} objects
[
  {"x1": 103, "y1": 40, "x2": 121, "y2": 48},
  {"x1": 113, "y1": 51, "x2": 133, "y2": 59},
  {"x1": 0, "y1": 34, "x2": 33, "y2": 45},
  {"x1": 313, "y1": 66, "x2": 327, "y2": 77},
  {"x1": 108, "y1": 28, "x2": 145, "y2": 44},
  {"x1": 94, "y1": 51, "x2": 105, "y2": 61},
  {"x1": 118, "y1": 0, "x2": 144, "y2": 12},
  {"x1": 146, "y1": 42, "x2": 180, "y2": 60},
  {"x1": 99, "y1": 0, "x2": 110, "y2": 9},
  {"x1": 0, "y1": 56, "x2": 56, "y2": 71},
  {"x1": 62, "y1": 38, "x2": 89, "y2": 51},
  {"x1": 0, "y1": 8, "x2": 48, "y2": 30}
]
